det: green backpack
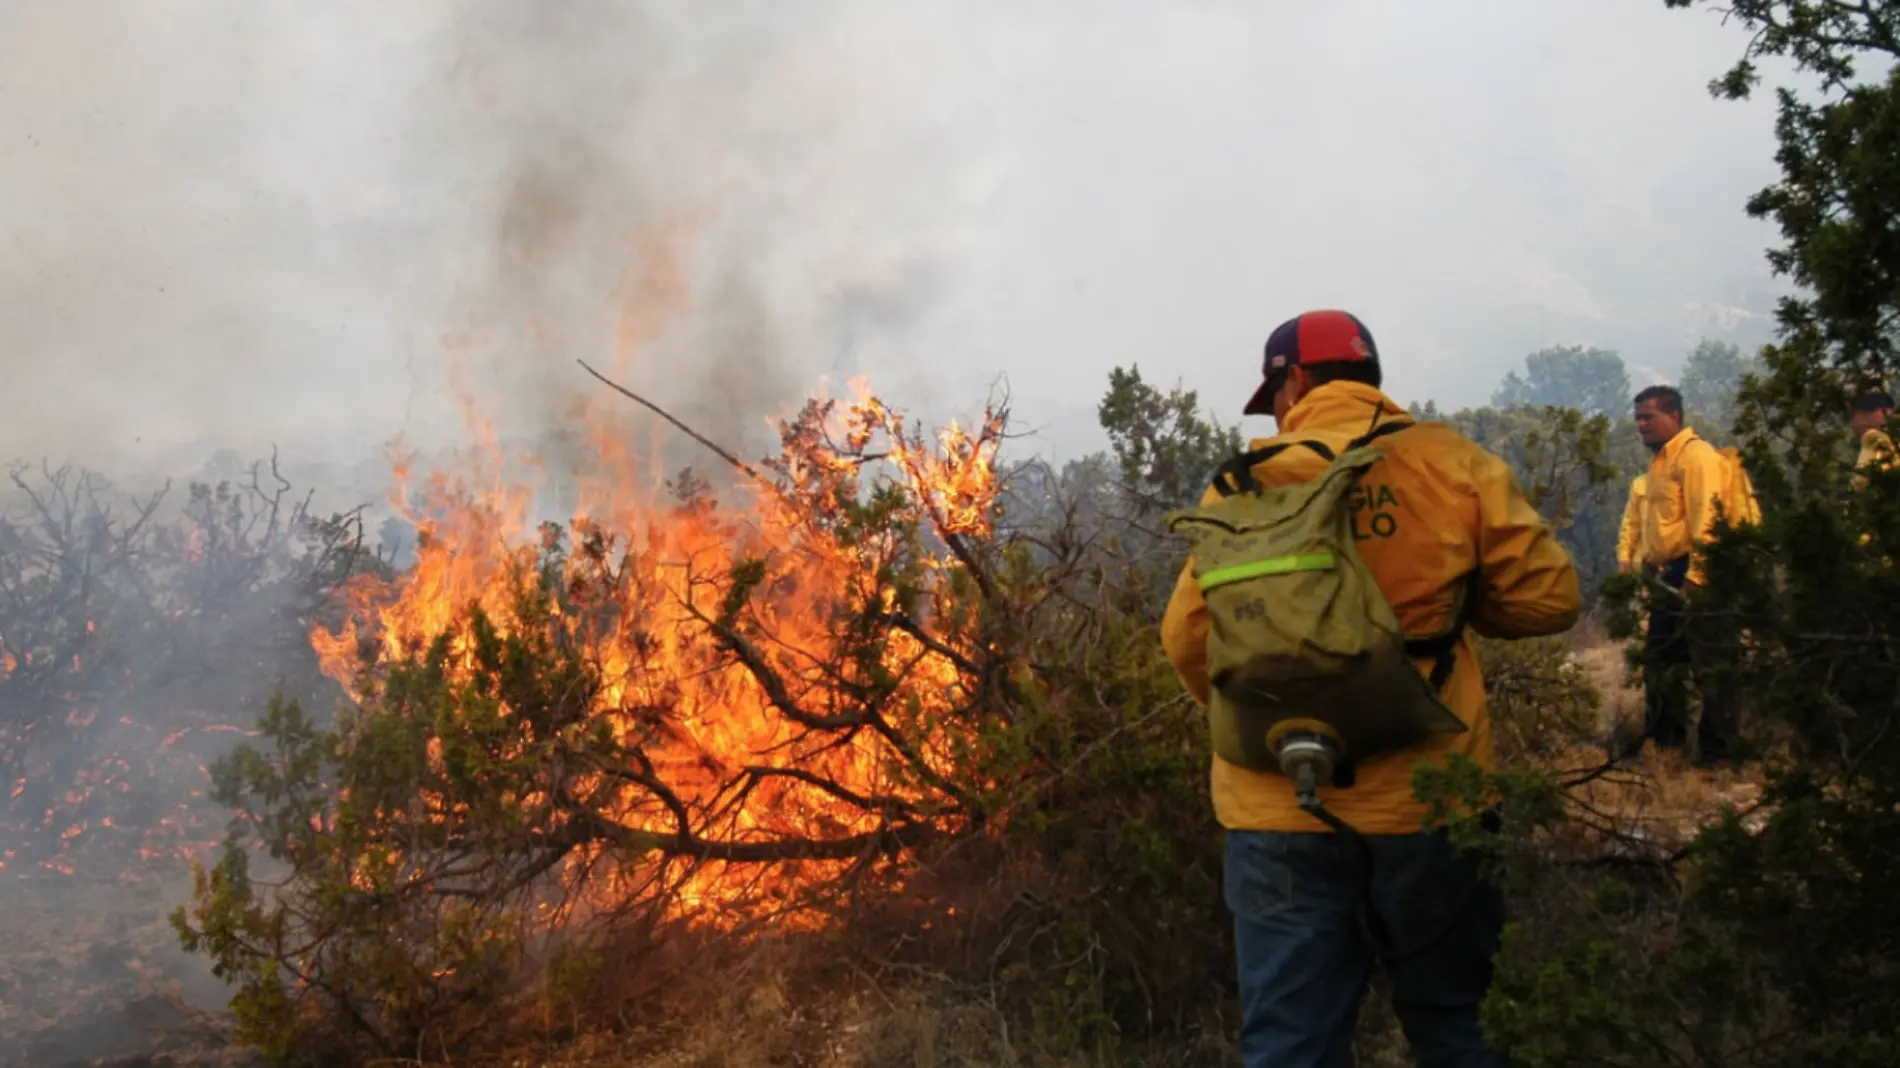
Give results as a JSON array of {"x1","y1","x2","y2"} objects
[{"x1": 1165, "y1": 421, "x2": 1477, "y2": 779}]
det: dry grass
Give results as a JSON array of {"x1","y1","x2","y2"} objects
[
  {"x1": 1563, "y1": 625, "x2": 1769, "y2": 847},
  {"x1": 1570, "y1": 637, "x2": 1645, "y2": 744},
  {"x1": 1541, "y1": 739, "x2": 1766, "y2": 857},
  {"x1": 481, "y1": 965, "x2": 1230, "y2": 1068}
]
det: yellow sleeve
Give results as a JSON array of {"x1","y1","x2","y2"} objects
[
  {"x1": 1159, "y1": 560, "x2": 1211, "y2": 707},
  {"x1": 1159, "y1": 484, "x2": 1222, "y2": 707},
  {"x1": 1468, "y1": 450, "x2": 1583, "y2": 639},
  {"x1": 1616, "y1": 477, "x2": 1645, "y2": 571},
  {"x1": 1860, "y1": 431, "x2": 1896, "y2": 474},
  {"x1": 1852, "y1": 432, "x2": 1888, "y2": 493},
  {"x1": 1680, "y1": 443, "x2": 1728, "y2": 585}
]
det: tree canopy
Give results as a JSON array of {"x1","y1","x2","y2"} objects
[
  {"x1": 1680, "y1": 337, "x2": 1763, "y2": 432},
  {"x1": 1491, "y1": 345, "x2": 1632, "y2": 415}
]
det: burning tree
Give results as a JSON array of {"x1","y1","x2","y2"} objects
[{"x1": 169, "y1": 380, "x2": 1074, "y2": 1061}]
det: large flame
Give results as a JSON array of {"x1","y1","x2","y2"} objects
[{"x1": 309, "y1": 370, "x2": 1004, "y2": 925}]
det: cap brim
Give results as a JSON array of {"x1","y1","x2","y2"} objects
[{"x1": 1242, "y1": 379, "x2": 1275, "y2": 416}]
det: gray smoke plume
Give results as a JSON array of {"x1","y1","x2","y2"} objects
[{"x1": 0, "y1": 0, "x2": 985, "y2": 487}]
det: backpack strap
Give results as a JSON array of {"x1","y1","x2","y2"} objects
[
  {"x1": 1366, "y1": 419, "x2": 1474, "y2": 691},
  {"x1": 1209, "y1": 420, "x2": 1417, "y2": 499},
  {"x1": 1402, "y1": 568, "x2": 1483, "y2": 692},
  {"x1": 1346, "y1": 420, "x2": 1414, "y2": 452},
  {"x1": 1210, "y1": 440, "x2": 1337, "y2": 498}
]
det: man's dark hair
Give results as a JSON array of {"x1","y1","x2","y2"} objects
[
  {"x1": 1851, "y1": 390, "x2": 1895, "y2": 412},
  {"x1": 1633, "y1": 384, "x2": 1684, "y2": 415},
  {"x1": 1305, "y1": 362, "x2": 1383, "y2": 390}
]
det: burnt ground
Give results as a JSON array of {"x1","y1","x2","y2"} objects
[{"x1": 0, "y1": 872, "x2": 252, "y2": 1068}]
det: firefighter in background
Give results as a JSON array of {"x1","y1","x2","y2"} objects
[
  {"x1": 1850, "y1": 388, "x2": 1895, "y2": 488},
  {"x1": 1630, "y1": 384, "x2": 1754, "y2": 767},
  {"x1": 1617, "y1": 473, "x2": 1648, "y2": 573}
]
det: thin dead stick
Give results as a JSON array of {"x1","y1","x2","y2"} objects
[{"x1": 577, "y1": 359, "x2": 766, "y2": 483}]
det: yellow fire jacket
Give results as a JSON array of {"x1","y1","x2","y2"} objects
[
  {"x1": 1856, "y1": 428, "x2": 1895, "y2": 490},
  {"x1": 1617, "y1": 474, "x2": 1648, "y2": 572},
  {"x1": 1637, "y1": 427, "x2": 1730, "y2": 584},
  {"x1": 1159, "y1": 381, "x2": 1582, "y2": 834}
]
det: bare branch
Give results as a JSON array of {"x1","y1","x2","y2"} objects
[{"x1": 577, "y1": 359, "x2": 767, "y2": 484}]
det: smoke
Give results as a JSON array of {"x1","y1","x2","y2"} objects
[
  {"x1": 0, "y1": 0, "x2": 992, "y2": 482},
  {"x1": 408, "y1": 0, "x2": 998, "y2": 519}
]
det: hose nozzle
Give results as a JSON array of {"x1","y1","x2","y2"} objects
[{"x1": 1274, "y1": 731, "x2": 1340, "y2": 812}]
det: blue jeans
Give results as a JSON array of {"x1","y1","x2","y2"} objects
[{"x1": 1225, "y1": 828, "x2": 1510, "y2": 1068}]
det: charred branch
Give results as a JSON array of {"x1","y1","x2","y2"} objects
[
  {"x1": 740, "y1": 764, "x2": 917, "y2": 818},
  {"x1": 578, "y1": 360, "x2": 768, "y2": 486},
  {"x1": 694, "y1": 608, "x2": 872, "y2": 732}
]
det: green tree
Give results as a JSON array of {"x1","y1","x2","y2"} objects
[
  {"x1": 1096, "y1": 365, "x2": 1244, "y2": 513},
  {"x1": 1492, "y1": 345, "x2": 1633, "y2": 415},
  {"x1": 1411, "y1": 400, "x2": 1631, "y2": 604},
  {"x1": 1680, "y1": 337, "x2": 1764, "y2": 433}
]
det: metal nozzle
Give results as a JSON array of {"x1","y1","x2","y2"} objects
[{"x1": 1274, "y1": 731, "x2": 1340, "y2": 812}]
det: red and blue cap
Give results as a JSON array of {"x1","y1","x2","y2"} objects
[{"x1": 1242, "y1": 309, "x2": 1380, "y2": 415}]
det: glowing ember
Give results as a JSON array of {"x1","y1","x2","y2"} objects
[
  {"x1": 0, "y1": 713, "x2": 243, "y2": 878},
  {"x1": 2, "y1": 463, "x2": 342, "y2": 884}
]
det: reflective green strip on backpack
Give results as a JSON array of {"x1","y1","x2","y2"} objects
[{"x1": 1198, "y1": 552, "x2": 1336, "y2": 593}]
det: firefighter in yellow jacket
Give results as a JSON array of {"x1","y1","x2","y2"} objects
[
  {"x1": 1161, "y1": 310, "x2": 1581, "y2": 1068},
  {"x1": 1630, "y1": 384, "x2": 1739, "y2": 765},
  {"x1": 1618, "y1": 473, "x2": 1648, "y2": 572},
  {"x1": 1851, "y1": 388, "x2": 1895, "y2": 489}
]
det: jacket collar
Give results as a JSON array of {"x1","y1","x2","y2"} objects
[
  {"x1": 1655, "y1": 425, "x2": 1703, "y2": 463},
  {"x1": 1275, "y1": 381, "x2": 1410, "y2": 437}
]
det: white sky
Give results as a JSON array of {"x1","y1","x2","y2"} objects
[{"x1": 0, "y1": 0, "x2": 1795, "y2": 473}]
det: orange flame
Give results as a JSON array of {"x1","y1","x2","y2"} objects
[{"x1": 310, "y1": 370, "x2": 1005, "y2": 926}]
